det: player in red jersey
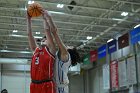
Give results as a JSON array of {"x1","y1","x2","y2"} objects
[{"x1": 27, "y1": 10, "x2": 56, "y2": 93}]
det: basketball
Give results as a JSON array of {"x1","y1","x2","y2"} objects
[{"x1": 27, "y1": 2, "x2": 43, "y2": 17}]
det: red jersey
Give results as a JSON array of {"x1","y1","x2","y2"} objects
[{"x1": 31, "y1": 46, "x2": 55, "y2": 80}]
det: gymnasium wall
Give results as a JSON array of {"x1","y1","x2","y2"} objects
[
  {"x1": 69, "y1": 74, "x2": 84, "y2": 93},
  {"x1": 87, "y1": 42, "x2": 140, "y2": 93},
  {"x1": 1, "y1": 65, "x2": 30, "y2": 93}
]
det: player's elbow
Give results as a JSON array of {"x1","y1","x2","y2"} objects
[{"x1": 60, "y1": 53, "x2": 69, "y2": 62}]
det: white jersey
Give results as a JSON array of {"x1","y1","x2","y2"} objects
[{"x1": 54, "y1": 51, "x2": 71, "y2": 93}]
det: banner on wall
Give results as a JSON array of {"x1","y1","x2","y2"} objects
[
  {"x1": 110, "y1": 60, "x2": 119, "y2": 89},
  {"x1": 90, "y1": 50, "x2": 97, "y2": 62},
  {"x1": 98, "y1": 44, "x2": 106, "y2": 59},
  {"x1": 130, "y1": 27, "x2": 140, "y2": 44},
  {"x1": 118, "y1": 60, "x2": 127, "y2": 87},
  {"x1": 107, "y1": 39, "x2": 117, "y2": 54},
  {"x1": 83, "y1": 54, "x2": 90, "y2": 65},
  {"x1": 103, "y1": 64, "x2": 110, "y2": 89},
  {"x1": 118, "y1": 33, "x2": 129, "y2": 49},
  {"x1": 127, "y1": 56, "x2": 137, "y2": 85}
]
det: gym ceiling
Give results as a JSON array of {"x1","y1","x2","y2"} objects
[{"x1": 0, "y1": 0, "x2": 140, "y2": 59}]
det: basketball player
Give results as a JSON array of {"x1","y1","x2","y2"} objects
[
  {"x1": 27, "y1": 10, "x2": 56, "y2": 93},
  {"x1": 44, "y1": 11, "x2": 80, "y2": 93}
]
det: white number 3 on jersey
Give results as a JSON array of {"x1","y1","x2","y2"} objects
[{"x1": 35, "y1": 57, "x2": 39, "y2": 65}]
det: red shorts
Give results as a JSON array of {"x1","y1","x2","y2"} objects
[{"x1": 30, "y1": 81, "x2": 55, "y2": 93}]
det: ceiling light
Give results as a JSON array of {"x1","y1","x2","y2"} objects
[
  {"x1": 60, "y1": 4, "x2": 64, "y2": 8},
  {"x1": 87, "y1": 36, "x2": 92, "y2": 40},
  {"x1": 67, "y1": 46, "x2": 74, "y2": 49},
  {"x1": 134, "y1": 24, "x2": 140, "y2": 28},
  {"x1": 112, "y1": 18, "x2": 124, "y2": 21},
  {"x1": 0, "y1": 50, "x2": 32, "y2": 54},
  {"x1": 57, "y1": 4, "x2": 60, "y2": 8},
  {"x1": 10, "y1": 34, "x2": 26, "y2": 37},
  {"x1": 48, "y1": 11, "x2": 65, "y2": 14},
  {"x1": 36, "y1": 32, "x2": 40, "y2": 34},
  {"x1": 34, "y1": 36, "x2": 42, "y2": 39},
  {"x1": 107, "y1": 38, "x2": 114, "y2": 43},
  {"x1": 28, "y1": 1, "x2": 34, "y2": 4},
  {"x1": 57, "y1": 4, "x2": 64, "y2": 8},
  {"x1": 13, "y1": 30, "x2": 18, "y2": 33},
  {"x1": 121, "y1": 12, "x2": 128, "y2": 16}
]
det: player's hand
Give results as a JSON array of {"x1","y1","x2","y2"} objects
[
  {"x1": 41, "y1": 9, "x2": 45, "y2": 18},
  {"x1": 42, "y1": 10, "x2": 51, "y2": 20}
]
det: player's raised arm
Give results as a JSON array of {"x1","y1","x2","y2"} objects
[
  {"x1": 26, "y1": 12, "x2": 37, "y2": 51},
  {"x1": 44, "y1": 11, "x2": 68, "y2": 62},
  {"x1": 42, "y1": 10, "x2": 56, "y2": 55}
]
